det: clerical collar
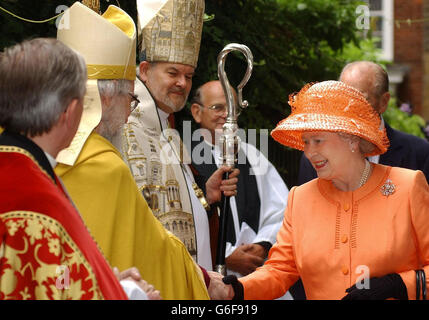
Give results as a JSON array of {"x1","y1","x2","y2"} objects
[
  {"x1": 0, "y1": 130, "x2": 57, "y2": 183},
  {"x1": 45, "y1": 152, "x2": 57, "y2": 169}
]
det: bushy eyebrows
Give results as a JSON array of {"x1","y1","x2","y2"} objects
[
  {"x1": 165, "y1": 67, "x2": 194, "y2": 77},
  {"x1": 166, "y1": 67, "x2": 178, "y2": 72}
]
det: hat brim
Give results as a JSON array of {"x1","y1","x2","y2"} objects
[{"x1": 271, "y1": 113, "x2": 388, "y2": 157}]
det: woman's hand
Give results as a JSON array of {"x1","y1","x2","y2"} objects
[{"x1": 342, "y1": 273, "x2": 407, "y2": 300}]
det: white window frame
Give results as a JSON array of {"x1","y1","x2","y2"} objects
[{"x1": 367, "y1": 0, "x2": 394, "y2": 61}]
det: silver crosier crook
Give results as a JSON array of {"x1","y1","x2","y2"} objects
[
  {"x1": 217, "y1": 43, "x2": 253, "y2": 167},
  {"x1": 214, "y1": 43, "x2": 253, "y2": 275}
]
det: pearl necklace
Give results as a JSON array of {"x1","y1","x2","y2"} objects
[{"x1": 358, "y1": 160, "x2": 371, "y2": 188}]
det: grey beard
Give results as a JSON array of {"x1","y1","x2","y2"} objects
[
  {"x1": 110, "y1": 127, "x2": 123, "y2": 154},
  {"x1": 97, "y1": 123, "x2": 123, "y2": 154},
  {"x1": 160, "y1": 93, "x2": 188, "y2": 113}
]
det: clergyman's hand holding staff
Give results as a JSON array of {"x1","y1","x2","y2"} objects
[{"x1": 214, "y1": 43, "x2": 253, "y2": 275}]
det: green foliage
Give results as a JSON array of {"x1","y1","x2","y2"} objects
[
  {"x1": 336, "y1": 37, "x2": 427, "y2": 139},
  {"x1": 0, "y1": 1, "x2": 137, "y2": 49},
  {"x1": 1, "y1": 0, "x2": 363, "y2": 133},
  {"x1": 339, "y1": 36, "x2": 386, "y2": 64},
  {"x1": 177, "y1": 0, "x2": 363, "y2": 132},
  {"x1": 0, "y1": 1, "x2": 67, "y2": 49},
  {"x1": 383, "y1": 98, "x2": 426, "y2": 139},
  {"x1": 5, "y1": 0, "x2": 415, "y2": 184}
]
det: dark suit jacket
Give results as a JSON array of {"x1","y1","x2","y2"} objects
[{"x1": 298, "y1": 123, "x2": 429, "y2": 185}]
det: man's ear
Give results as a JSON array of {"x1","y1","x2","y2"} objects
[
  {"x1": 190, "y1": 103, "x2": 202, "y2": 123},
  {"x1": 63, "y1": 98, "x2": 82, "y2": 129},
  {"x1": 139, "y1": 61, "x2": 150, "y2": 82},
  {"x1": 379, "y1": 91, "x2": 390, "y2": 114}
]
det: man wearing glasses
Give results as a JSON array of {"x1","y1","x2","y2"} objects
[
  {"x1": 189, "y1": 80, "x2": 290, "y2": 297},
  {"x1": 122, "y1": 0, "x2": 239, "y2": 281},
  {"x1": 54, "y1": 2, "x2": 209, "y2": 300}
]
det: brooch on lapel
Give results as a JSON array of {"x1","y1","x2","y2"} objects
[{"x1": 381, "y1": 179, "x2": 396, "y2": 196}]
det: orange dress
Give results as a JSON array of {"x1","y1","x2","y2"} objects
[{"x1": 240, "y1": 164, "x2": 429, "y2": 300}]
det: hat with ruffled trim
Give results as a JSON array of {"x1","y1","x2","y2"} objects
[{"x1": 271, "y1": 80, "x2": 389, "y2": 156}]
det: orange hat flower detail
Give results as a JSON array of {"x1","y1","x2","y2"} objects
[{"x1": 271, "y1": 81, "x2": 389, "y2": 156}]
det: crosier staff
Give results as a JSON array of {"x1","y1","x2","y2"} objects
[{"x1": 214, "y1": 43, "x2": 253, "y2": 276}]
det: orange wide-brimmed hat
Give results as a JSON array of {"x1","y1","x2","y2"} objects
[{"x1": 271, "y1": 80, "x2": 389, "y2": 156}]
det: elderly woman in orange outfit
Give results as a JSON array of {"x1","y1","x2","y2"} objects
[{"x1": 213, "y1": 80, "x2": 429, "y2": 300}]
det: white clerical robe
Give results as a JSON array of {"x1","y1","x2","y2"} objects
[
  {"x1": 157, "y1": 108, "x2": 212, "y2": 271},
  {"x1": 207, "y1": 140, "x2": 288, "y2": 274}
]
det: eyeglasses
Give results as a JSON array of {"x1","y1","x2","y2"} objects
[
  {"x1": 200, "y1": 103, "x2": 227, "y2": 114},
  {"x1": 129, "y1": 92, "x2": 140, "y2": 112}
]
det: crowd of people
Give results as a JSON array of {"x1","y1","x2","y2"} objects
[{"x1": 0, "y1": 0, "x2": 428, "y2": 300}]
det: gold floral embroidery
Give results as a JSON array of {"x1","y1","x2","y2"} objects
[
  {"x1": 5, "y1": 220, "x2": 18, "y2": 236},
  {"x1": 20, "y1": 287, "x2": 31, "y2": 300},
  {"x1": 25, "y1": 219, "x2": 43, "y2": 245},
  {"x1": 0, "y1": 211, "x2": 104, "y2": 300},
  {"x1": 1, "y1": 269, "x2": 16, "y2": 296},
  {"x1": 63, "y1": 251, "x2": 81, "y2": 272},
  {"x1": 48, "y1": 238, "x2": 60, "y2": 257},
  {"x1": 69, "y1": 279, "x2": 85, "y2": 298}
]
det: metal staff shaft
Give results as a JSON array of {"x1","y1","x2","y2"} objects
[
  {"x1": 214, "y1": 43, "x2": 253, "y2": 275},
  {"x1": 214, "y1": 171, "x2": 231, "y2": 276}
]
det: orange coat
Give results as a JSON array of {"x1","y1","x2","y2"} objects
[{"x1": 240, "y1": 164, "x2": 429, "y2": 300}]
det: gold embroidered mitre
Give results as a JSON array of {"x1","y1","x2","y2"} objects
[
  {"x1": 81, "y1": 0, "x2": 100, "y2": 13},
  {"x1": 56, "y1": 2, "x2": 136, "y2": 166},
  {"x1": 137, "y1": 0, "x2": 204, "y2": 68}
]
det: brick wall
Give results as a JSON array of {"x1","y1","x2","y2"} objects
[
  {"x1": 423, "y1": 0, "x2": 429, "y2": 119},
  {"x1": 394, "y1": 0, "x2": 424, "y2": 116}
]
